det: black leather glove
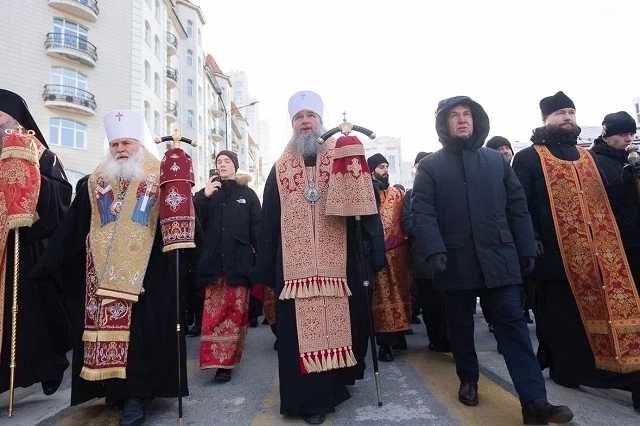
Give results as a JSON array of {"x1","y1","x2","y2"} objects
[
  {"x1": 534, "y1": 239, "x2": 544, "y2": 257},
  {"x1": 520, "y1": 257, "x2": 535, "y2": 276},
  {"x1": 621, "y1": 163, "x2": 640, "y2": 182},
  {"x1": 426, "y1": 253, "x2": 447, "y2": 274}
]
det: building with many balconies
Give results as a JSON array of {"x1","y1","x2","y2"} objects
[{"x1": 0, "y1": 0, "x2": 263, "y2": 192}]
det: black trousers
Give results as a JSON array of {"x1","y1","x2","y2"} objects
[
  {"x1": 416, "y1": 278, "x2": 449, "y2": 348},
  {"x1": 445, "y1": 286, "x2": 546, "y2": 404}
]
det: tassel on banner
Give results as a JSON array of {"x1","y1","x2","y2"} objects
[{"x1": 280, "y1": 276, "x2": 352, "y2": 300}]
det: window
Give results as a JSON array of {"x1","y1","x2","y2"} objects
[
  {"x1": 198, "y1": 85, "x2": 202, "y2": 102},
  {"x1": 155, "y1": 0, "x2": 161, "y2": 21},
  {"x1": 49, "y1": 118, "x2": 86, "y2": 149},
  {"x1": 198, "y1": 116, "x2": 202, "y2": 132},
  {"x1": 144, "y1": 101, "x2": 151, "y2": 123},
  {"x1": 50, "y1": 67, "x2": 87, "y2": 96},
  {"x1": 66, "y1": 169, "x2": 85, "y2": 197},
  {"x1": 198, "y1": 29, "x2": 202, "y2": 46},
  {"x1": 186, "y1": 20, "x2": 193, "y2": 37},
  {"x1": 186, "y1": 49, "x2": 193, "y2": 67},
  {"x1": 154, "y1": 73, "x2": 160, "y2": 94},
  {"x1": 144, "y1": 21, "x2": 151, "y2": 46},
  {"x1": 144, "y1": 61, "x2": 151, "y2": 85},
  {"x1": 154, "y1": 35, "x2": 161, "y2": 58},
  {"x1": 154, "y1": 111, "x2": 160, "y2": 133},
  {"x1": 187, "y1": 110, "x2": 194, "y2": 127},
  {"x1": 186, "y1": 79, "x2": 193, "y2": 97},
  {"x1": 52, "y1": 18, "x2": 88, "y2": 50},
  {"x1": 198, "y1": 57, "x2": 202, "y2": 75},
  {"x1": 388, "y1": 155, "x2": 397, "y2": 174}
]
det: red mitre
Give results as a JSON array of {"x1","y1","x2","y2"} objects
[
  {"x1": 158, "y1": 148, "x2": 196, "y2": 252},
  {"x1": 325, "y1": 135, "x2": 378, "y2": 217},
  {"x1": 0, "y1": 130, "x2": 42, "y2": 229}
]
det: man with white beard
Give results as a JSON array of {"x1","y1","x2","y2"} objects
[
  {"x1": 254, "y1": 90, "x2": 384, "y2": 425},
  {"x1": 32, "y1": 110, "x2": 195, "y2": 426}
]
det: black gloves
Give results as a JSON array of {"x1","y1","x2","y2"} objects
[
  {"x1": 621, "y1": 163, "x2": 640, "y2": 183},
  {"x1": 520, "y1": 257, "x2": 536, "y2": 276},
  {"x1": 535, "y1": 239, "x2": 544, "y2": 257},
  {"x1": 426, "y1": 253, "x2": 447, "y2": 274}
]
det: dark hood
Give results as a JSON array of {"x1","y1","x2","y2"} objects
[
  {"x1": 0, "y1": 89, "x2": 48, "y2": 148},
  {"x1": 435, "y1": 96, "x2": 490, "y2": 150}
]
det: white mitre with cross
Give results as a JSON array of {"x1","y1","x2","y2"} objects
[
  {"x1": 288, "y1": 90, "x2": 323, "y2": 121},
  {"x1": 103, "y1": 110, "x2": 145, "y2": 143}
]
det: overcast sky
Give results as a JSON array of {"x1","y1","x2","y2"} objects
[{"x1": 194, "y1": 0, "x2": 640, "y2": 162}]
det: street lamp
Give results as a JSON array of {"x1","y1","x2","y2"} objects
[{"x1": 224, "y1": 100, "x2": 259, "y2": 150}]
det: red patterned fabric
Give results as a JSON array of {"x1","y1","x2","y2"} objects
[
  {"x1": 159, "y1": 148, "x2": 196, "y2": 252},
  {"x1": 536, "y1": 145, "x2": 640, "y2": 373},
  {"x1": 200, "y1": 275, "x2": 250, "y2": 369},
  {"x1": 325, "y1": 135, "x2": 377, "y2": 217},
  {"x1": 0, "y1": 130, "x2": 41, "y2": 229}
]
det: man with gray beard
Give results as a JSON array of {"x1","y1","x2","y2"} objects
[
  {"x1": 32, "y1": 110, "x2": 197, "y2": 426},
  {"x1": 254, "y1": 90, "x2": 383, "y2": 425},
  {"x1": 0, "y1": 89, "x2": 72, "y2": 400}
]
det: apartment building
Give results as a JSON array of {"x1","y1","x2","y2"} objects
[{"x1": 0, "y1": 0, "x2": 262, "y2": 192}]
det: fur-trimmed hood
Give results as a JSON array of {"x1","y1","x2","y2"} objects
[{"x1": 233, "y1": 171, "x2": 253, "y2": 187}]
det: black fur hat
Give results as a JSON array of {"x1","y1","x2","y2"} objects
[
  {"x1": 539, "y1": 91, "x2": 575, "y2": 119},
  {"x1": 485, "y1": 136, "x2": 513, "y2": 154},
  {"x1": 601, "y1": 111, "x2": 637, "y2": 137}
]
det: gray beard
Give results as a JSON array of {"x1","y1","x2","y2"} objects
[
  {"x1": 291, "y1": 126, "x2": 327, "y2": 157},
  {"x1": 101, "y1": 148, "x2": 145, "y2": 182}
]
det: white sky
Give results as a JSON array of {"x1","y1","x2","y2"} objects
[{"x1": 194, "y1": 0, "x2": 640, "y2": 162}]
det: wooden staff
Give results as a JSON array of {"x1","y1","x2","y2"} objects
[{"x1": 8, "y1": 229, "x2": 20, "y2": 417}]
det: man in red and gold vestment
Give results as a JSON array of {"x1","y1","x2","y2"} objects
[{"x1": 367, "y1": 153, "x2": 412, "y2": 362}]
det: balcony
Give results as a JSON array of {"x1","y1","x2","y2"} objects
[
  {"x1": 210, "y1": 104, "x2": 223, "y2": 119},
  {"x1": 165, "y1": 66, "x2": 178, "y2": 89},
  {"x1": 42, "y1": 84, "x2": 96, "y2": 116},
  {"x1": 45, "y1": 33, "x2": 98, "y2": 67},
  {"x1": 48, "y1": 0, "x2": 98, "y2": 22},
  {"x1": 210, "y1": 127, "x2": 224, "y2": 143},
  {"x1": 166, "y1": 102, "x2": 178, "y2": 123},
  {"x1": 166, "y1": 32, "x2": 178, "y2": 56}
]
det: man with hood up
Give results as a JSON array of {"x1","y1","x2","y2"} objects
[{"x1": 411, "y1": 95, "x2": 573, "y2": 424}]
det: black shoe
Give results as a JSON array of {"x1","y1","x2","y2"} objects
[
  {"x1": 302, "y1": 412, "x2": 326, "y2": 424},
  {"x1": 631, "y1": 382, "x2": 640, "y2": 413},
  {"x1": 273, "y1": 339, "x2": 279, "y2": 351},
  {"x1": 458, "y1": 382, "x2": 479, "y2": 406},
  {"x1": 42, "y1": 371, "x2": 64, "y2": 396},
  {"x1": 521, "y1": 399, "x2": 573, "y2": 425},
  {"x1": 119, "y1": 398, "x2": 145, "y2": 426},
  {"x1": 404, "y1": 328, "x2": 415, "y2": 335},
  {"x1": 378, "y1": 345, "x2": 394, "y2": 362},
  {"x1": 411, "y1": 315, "x2": 422, "y2": 324},
  {"x1": 549, "y1": 368, "x2": 579, "y2": 389},
  {"x1": 249, "y1": 317, "x2": 259, "y2": 327},
  {"x1": 488, "y1": 323, "x2": 495, "y2": 333},
  {"x1": 214, "y1": 368, "x2": 232, "y2": 382},
  {"x1": 186, "y1": 324, "x2": 201, "y2": 337}
]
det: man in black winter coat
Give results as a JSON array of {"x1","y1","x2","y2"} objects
[
  {"x1": 411, "y1": 95, "x2": 573, "y2": 425},
  {"x1": 590, "y1": 111, "x2": 640, "y2": 290}
]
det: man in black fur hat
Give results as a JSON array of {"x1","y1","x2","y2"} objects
[
  {"x1": 590, "y1": 111, "x2": 640, "y2": 290},
  {"x1": 512, "y1": 92, "x2": 640, "y2": 414}
]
